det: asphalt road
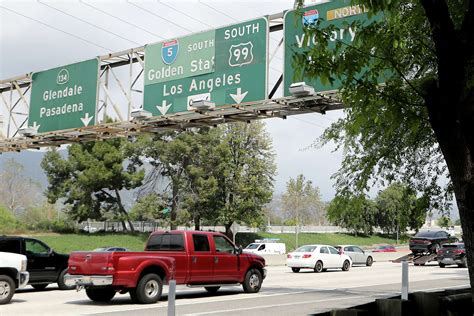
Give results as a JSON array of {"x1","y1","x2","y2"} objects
[{"x1": 5, "y1": 261, "x2": 470, "y2": 316}]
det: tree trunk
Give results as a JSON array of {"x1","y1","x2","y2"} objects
[
  {"x1": 170, "y1": 179, "x2": 179, "y2": 230},
  {"x1": 114, "y1": 189, "x2": 135, "y2": 233},
  {"x1": 194, "y1": 215, "x2": 201, "y2": 231},
  {"x1": 225, "y1": 222, "x2": 233, "y2": 240}
]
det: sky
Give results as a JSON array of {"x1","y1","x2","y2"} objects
[{"x1": 0, "y1": 0, "x2": 345, "y2": 201}]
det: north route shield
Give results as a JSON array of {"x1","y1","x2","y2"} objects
[
  {"x1": 303, "y1": 9, "x2": 319, "y2": 26},
  {"x1": 162, "y1": 39, "x2": 179, "y2": 65}
]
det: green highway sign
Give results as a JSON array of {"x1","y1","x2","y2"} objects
[
  {"x1": 284, "y1": 0, "x2": 372, "y2": 96},
  {"x1": 28, "y1": 58, "x2": 99, "y2": 133},
  {"x1": 143, "y1": 18, "x2": 268, "y2": 116}
]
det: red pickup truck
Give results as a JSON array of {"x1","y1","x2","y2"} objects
[{"x1": 65, "y1": 230, "x2": 266, "y2": 304}]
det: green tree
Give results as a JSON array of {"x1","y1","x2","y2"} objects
[
  {"x1": 437, "y1": 216, "x2": 452, "y2": 229},
  {"x1": 0, "y1": 204, "x2": 17, "y2": 233},
  {"x1": 41, "y1": 139, "x2": 144, "y2": 232},
  {"x1": 296, "y1": 0, "x2": 474, "y2": 289},
  {"x1": 375, "y1": 183, "x2": 428, "y2": 237},
  {"x1": 327, "y1": 194, "x2": 377, "y2": 235},
  {"x1": 282, "y1": 174, "x2": 325, "y2": 226},
  {"x1": 129, "y1": 193, "x2": 166, "y2": 221},
  {"x1": 212, "y1": 122, "x2": 276, "y2": 237},
  {"x1": 0, "y1": 159, "x2": 42, "y2": 214}
]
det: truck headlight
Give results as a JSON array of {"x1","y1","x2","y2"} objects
[{"x1": 21, "y1": 259, "x2": 27, "y2": 271}]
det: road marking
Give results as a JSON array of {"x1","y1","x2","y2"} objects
[{"x1": 183, "y1": 295, "x2": 368, "y2": 315}]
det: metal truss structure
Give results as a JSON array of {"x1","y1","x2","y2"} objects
[{"x1": 0, "y1": 12, "x2": 344, "y2": 153}]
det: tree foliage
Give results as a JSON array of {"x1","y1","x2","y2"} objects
[
  {"x1": 327, "y1": 194, "x2": 377, "y2": 235},
  {"x1": 0, "y1": 159, "x2": 42, "y2": 213},
  {"x1": 281, "y1": 174, "x2": 325, "y2": 225},
  {"x1": 295, "y1": 0, "x2": 474, "y2": 289},
  {"x1": 127, "y1": 122, "x2": 276, "y2": 235},
  {"x1": 41, "y1": 139, "x2": 144, "y2": 232}
]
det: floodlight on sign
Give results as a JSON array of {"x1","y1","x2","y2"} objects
[
  {"x1": 18, "y1": 127, "x2": 37, "y2": 137},
  {"x1": 130, "y1": 109, "x2": 152, "y2": 120},
  {"x1": 289, "y1": 82, "x2": 315, "y2": 97},
  {"x1": 192, "y1": 98, "x2": 215, "y2": 112}
]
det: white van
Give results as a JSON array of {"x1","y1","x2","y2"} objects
[{"x1": 243, "y1": 241, "x2": 286, "y2": 254}]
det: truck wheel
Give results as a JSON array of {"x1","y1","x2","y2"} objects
[
  {"x1": 58, "y1": 269, "x2": 75, "y2": 290},
  {"x1": 86, "y1": 288, "x2": 116, "y2": 302},
  {"x1": 31, "y1": 284, "x2": 48, "y2": 290},
  {"x1": 243, "y1": 268, "x2": 262, "y2": 293},
  {"x1": 0, "y1": 275, "x2": 14, "y2": 305},
  {"x1": 204, "y1": 286, "x2": 220, "y2": 293},
  {"x1": 132, "y1": 273, "x2": 163, "y2": 304}
]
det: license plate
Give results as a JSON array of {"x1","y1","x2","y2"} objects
[
  {"x1": 82, "y1": 276, "x2": 92, "y2": 283},
  {"x1": 294, "y1": 255, "x2": 300, "y2": 259}
]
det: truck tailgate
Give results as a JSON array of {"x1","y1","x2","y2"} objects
[{"x1": 68, "y1": 251, "x2": 113, "y2": 275}]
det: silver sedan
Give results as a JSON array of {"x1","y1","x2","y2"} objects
[{"x1": 335, "y1": 245, "x2": 373, "y2": 266}]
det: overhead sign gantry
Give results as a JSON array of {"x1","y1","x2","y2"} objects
[{"x1": 144, "y1": 18, "x2": 268, "y2": 115}]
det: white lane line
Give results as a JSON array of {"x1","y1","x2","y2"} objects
[{"x1": 183, "y1": 295, "x2": 368, "y2": 315}]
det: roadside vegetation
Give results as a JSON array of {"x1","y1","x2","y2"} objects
[{"x1": 25, "y1": 232, "x2": 402, "y2": 254}]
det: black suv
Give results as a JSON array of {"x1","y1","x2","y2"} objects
[
  {"x1": 0, "y1": 236, "x2": 73, "y2": 290},
  {"x1": 409, "y1": 230, "x2": 458, "y2": 254}
]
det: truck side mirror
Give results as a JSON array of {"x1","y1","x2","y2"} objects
[{"x1": 235, "y1": 246, "x2": 242, "y2": 255}]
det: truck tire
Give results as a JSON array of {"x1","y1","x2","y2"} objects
[
  {"x1": 58, "y1": 269, "x2": 75, "y2": 290},
  {"x1": 86, "y1": 288, "x2": 116, "y2": 302},
  {"x1": 0, "y1": 275, "x2": 14, "y2": 305},
  {"x1": 204, "y1": 286, "x2": 220, "y2": 293},
  {"x1": 243, "y1": 268, "x2": 262, "y2": 293},
  {"x1": 131, "y1": 273, "x2": 163, "y2": 304}
]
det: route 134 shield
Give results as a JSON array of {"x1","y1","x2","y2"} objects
[{"x1": 162, "y1": 39, "x2": 179, "y2": 65}]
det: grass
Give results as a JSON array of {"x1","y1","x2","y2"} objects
[{"x1": 23, "y1": 231, "x2": 402, "y2": 254}]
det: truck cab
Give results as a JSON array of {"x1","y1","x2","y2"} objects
[{"x1": 0, "y1": 236, "x2": 71, "y2": 290}]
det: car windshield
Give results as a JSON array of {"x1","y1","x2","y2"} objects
[
  {"x1": 443, "y1": 243, "x2": 464, "y2": 249},
  {"x1": 414, "y1": 231, "x2": 438, "y2": 238},
  {"x1": 245, "y1": 243, "x2": 260, "y2": 249},
  {"x1": 294, "y1": 245, "x2": 317, "y2": 252}
]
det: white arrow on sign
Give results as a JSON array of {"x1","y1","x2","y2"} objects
[
  {"x1": 157, "y1": 100, "x2": 172, "y2": 115},
  {"x1": 80, "y1": 113, "x2": 94, "y2": 126},
  {"x1": 230, "y1": 88, "x2": 248, "y2": 104},
  {"x1": 29, "y1": 121, "x2": 40, "y2": 132}
]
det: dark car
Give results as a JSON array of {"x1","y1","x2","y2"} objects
[
  {"x1": 409, "y1": 230, "x2": 458, "y2": 254},
  {"x1": 0, "y1": 236, "x2": 73, "y2": 290},
  {"x1": 437, "y1": 243, "x2": 467, "y2": 268}
]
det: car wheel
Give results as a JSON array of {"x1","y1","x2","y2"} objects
[
  {"x1": 439, "y1": 263, "x2": 446, "y2": 268},
  {"x1": 85, "y1": 288, "x2": 116, "y2": 302},
  {"x1": 57, "y1": 268, "x2": 75, "y2": 290},
  {"x1": 459, "y1": 257, "x2": 468, "y2": 268},
  {"x1": 342, "y1": 260, "x2": 351, "y2": 271},
  {"x1": 366, "y1": 256, "x2": 373, "y2": 266},
  {"x1": 291, "y1": 268, "x2": 300, "y2": 273},
  {"x1": 0, "y1": 275, "x2": 15, "y2": 305},
  {"x1": 314, "y1": 261, "x2": 323, "y2": 273},
  {"x1": 31, "y1": 284, "x2": 49, "y2": 290},
  {"x1": 204, "y1": 286, "x2": 220, "y2": 293},
  {"x1": 132, "y1": 273, "x2": 163, "y2": 304},
  {"x1": 243, "y1": 268, "x2": 262, "y2": 293}
]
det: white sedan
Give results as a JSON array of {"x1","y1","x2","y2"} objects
[{"x1": 286, "y1": 244, "x2": 352, "y2": 273}]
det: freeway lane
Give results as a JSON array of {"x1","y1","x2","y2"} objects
[{"x1": 4, "y1": 262, "x2": 469, "y2": 316}]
